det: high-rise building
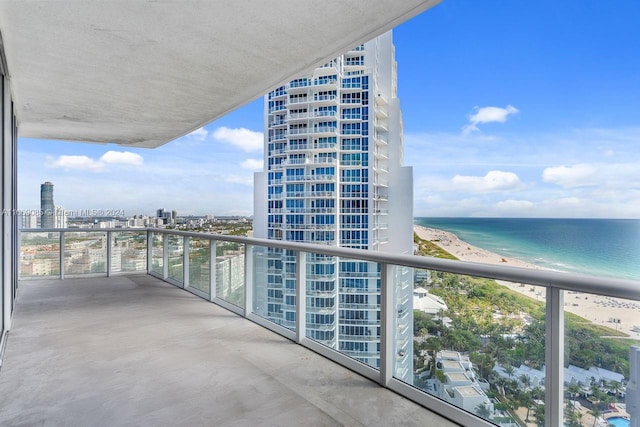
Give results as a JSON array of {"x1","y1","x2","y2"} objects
[
  {"x1": 40, "y1": 181, "x2": 55, "y2": 229},
  {"x1": 254, "y1": 31, "x2": 414, "y2": 381},
  {"x1": 54, "y1": 206, "x2": 68, "y2": 229},
  {"x1": 20, "y1": 211, "x2": 39, "y2": 229}
]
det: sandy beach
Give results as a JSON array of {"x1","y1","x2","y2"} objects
[{"x1": 414, "y1": 225, "x2": 640, "y2": 339}]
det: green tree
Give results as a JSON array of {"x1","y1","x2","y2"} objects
[
  {"x1": 590, "y1": 407, "x2": 601, "y2": 427},
  {"x1": 475, "y1": 403, "x2": 492, "y2": 420},
  {"x1": 567, "y1": 383, "x2": 581, "y2": 408},
  {"x1": 534, "y1": 403, "x2": 545, "y2": 426},
  {"x1": 519, "y1": 390, "x2": 534, "y2": 422},
  {"x1": 519, "y1": 373, "x2": 531, "y2": 390}
]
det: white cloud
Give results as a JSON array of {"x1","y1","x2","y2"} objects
[
  {"x1": 212, "y1": 126, "x2": 263, "y2": 152},
  {"x1": 452, "y1": 170, "x2": 523, "y2": 192},
  {"x1": 462, "y1": 105, "x2": 519, "y2": 135},
  {"x1": 100, "y1": 151, "x2": 144, "y2": 166},
  {"x1": 46, "y1": 151, "x2": 143, "y2": 172},
  {"x1": 241, "y1": 158, "x2": 263, "y2": 170},
  {"x1": 46, "y1": 155, "x2": 104, "y2": 172},
  {"x1": 187, "y1": 127, "x2": 209, "y2": 141},
  {"x1": 542, "y1": 164, "x2": 597, "y2": 188},
  {"x1": 543, "y1": 161, "x2": 640, "y2": 190}
]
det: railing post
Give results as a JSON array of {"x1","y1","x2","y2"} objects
[
  {"x1": 380, "y1": 262, "x2": 393, "y2": 386},
  {"x1": 162, "y1": 232, "x2": 168, "y2": 280},
  {"x1": 545, "y1": 286, "x2": 564, "y2": 427},
  {"x1": 183, "y1": 236, "x2": 190, "y2": 289},
  {"x1": 106, "y1": 231, "x2": 112, "y2": 277},
  {"x1": 209, "y1": 240, "x2": 216, "y2": 301},
  {"x1": 146, "y1": 230, "x2": 152, "y2": 273},
  {"x1": 59, "y1": 231, "x2": 65, "y2": 280},
  {"x1": 16, "y1": 230, "x2": 21, "y2": 282},
  {"x1": 629, "y1": 346, "x2": 639, "y2": 427},
  {"x1": 244, "y1": 244, "x2": 254, "y2": 317},
  {"x1": 295, "y1": 251, "x2": 306, "y2": 343}
]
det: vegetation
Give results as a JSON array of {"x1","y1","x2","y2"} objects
[
  {"x1": 413, "y1": 231, "x2": 638, "y2": 425},
  {"x1": 413, "y1": 232, "x2": 457, "y2": 260}
]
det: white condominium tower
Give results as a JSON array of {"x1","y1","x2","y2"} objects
[{"x1": 254, "y1": 31, "x2": 413, "y2": 381}]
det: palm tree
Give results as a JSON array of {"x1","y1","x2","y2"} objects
[
  {"x1": 494, "y1": 376, "x2": 508, "y2": 396},
  {"x1": 589, "y1": 407, "x2": 601, "y2": 427},
  {"x1": 520, "y1": 373, "x2": 531, "y2": 390},
  {"x1": 504, "y1": 364, "x2": 515, "y2": 380},
  {"x1": 534, "y1": 403, "x2": 545, "y2": 426},
  {"x1": 520, "y1": 390, "x2": 534, "y2": 422},
  {"x1": 475, "y1": 403, "x2": 492, "y2": 420},
  {"x1": 608, "y1": 380, "x2": 622, "y2": 400},
  {"x1": 567, "y1": 383, "x2": 582, "y2": 411}
]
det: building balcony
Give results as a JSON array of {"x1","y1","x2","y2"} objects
[
  {"x1": 309, "y1": 111, "x2": 338, "y2": 120},
  {"x1": 0, "y1": 274, "x2": 452, "y2": 427},
  {"x1": 340, "y1": 98, "x2": 362, "y2": 105},
  {"x1": 10, "y1": 228, "x2": 640, "y2": 427},
  {"x1": 311, "y1": 80, "x2": 338, "y2": 90},
  {"x1": 310, "y1": 95, "x2": 338, "y2": 106},
  {"x1": 286, "y1": 112, "x2": 309, "y2": 121},
  {"x1": 268, "y1": 133, "x2": 287, "y2": 142},
  {"x1": 287, "y1": 97, "x2": 309, "y2": 105}
]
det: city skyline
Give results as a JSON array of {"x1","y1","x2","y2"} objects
[{"x1": 17, "y1": 1, "x2": 640, "y2": 219}]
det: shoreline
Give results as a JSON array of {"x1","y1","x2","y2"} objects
[{"x1": 413, "y1": 224, "x2": 640, "y2": 338}]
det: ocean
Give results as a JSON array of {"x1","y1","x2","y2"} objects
[{"x1": 414, "y1": 218, "x2": 640, "y2": 281}]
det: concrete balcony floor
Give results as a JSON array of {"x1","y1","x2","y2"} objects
[{"x1": 0, "y1": 275, "x2": 457, "y2": 426}]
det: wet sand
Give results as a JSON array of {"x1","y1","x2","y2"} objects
[{"x1": 414, "y1": 225, "x2": 640, "y2": 338}]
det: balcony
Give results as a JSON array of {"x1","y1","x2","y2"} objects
[
  {"x1": 10, "y1": 228, "x2": 640, "y2": 426},
  {"x1": 0, "y1": 274, "x2": 451, "y2": 426}
]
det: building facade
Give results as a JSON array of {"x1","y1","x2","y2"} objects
[
  {"x1": 40, "y1": 181, "x2": 55, "y2": 229},
  {"x1": 254, "y1": 32, "x2": 414, "y2": 380}
]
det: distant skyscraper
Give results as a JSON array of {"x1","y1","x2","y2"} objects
[
  {"x1": 40, "y1": 181, "x2": 55, "y2": 229},
  {"x1": 54, "y1": 206, "x2": 68, "y2": 228},
  {"x1": 21, "y1": 211, "x2": 39, "y2": 229},
  {"x1": 254, "y1": 31, "x2": 413, "y2": 381}
]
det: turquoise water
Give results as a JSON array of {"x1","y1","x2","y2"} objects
[
  {"x1": 606, "y1": 417, "x2": 630, "y2": 427},
  {"x1": 414, "y1": 218, "x2": 640, "y2": 281}
]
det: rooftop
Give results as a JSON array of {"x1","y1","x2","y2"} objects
[
  {"x1": 0, "y1": 275, "x2": 455, "y2": 426},
  {"x1": 456, "y1": 386, "x2": 482, "y2": 398}
]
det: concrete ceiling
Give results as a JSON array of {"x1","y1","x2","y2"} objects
[{"x1": 0, "y1": 0, "x2": 440, "y2": 148}]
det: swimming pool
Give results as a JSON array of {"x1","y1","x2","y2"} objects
[{"x1": 607, "y1": 417, "x2": 630, "y2": 427}]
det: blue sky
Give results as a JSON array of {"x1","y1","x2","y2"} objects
[{"x1": 18, "y1": 0, "x2": 640, "y2": 218}]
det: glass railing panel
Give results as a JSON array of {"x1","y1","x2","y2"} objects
[
  {"x1": 396, "y1": 268, "x2": 545, "y2": 426},
  {"x1": 252, "y1": 246, "x2": 296, "y2": 331},
  {"x1": 563, "y1": 292, "x2": 639, "y2": 427},
  {"x1": 150, "y1": 232, "x2": 163, "y2": 275},
  {"x1": 305, "y1": 253, "x2": 381, "y2": 371},
  {"x1": 167, "y1": 234, "x2": 184, "y2": 284},
  {"x1": 19, "y1": 231, "x2": 61, "y2": 278},
  {"x1": 111, "y1": 231, "x2": 147, "y2": 273},
  {"x1": 64, "y1": 231, "x2": 107, "y2": 275},
  {"x1": 215, "y1": 240, "x2": 245, "y2": 307},
  {"x1": 188, "y1": 237, "x2": 210, "y2": 295}
]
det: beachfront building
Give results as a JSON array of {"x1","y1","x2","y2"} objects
[
  {"x1": 413, "y1": 287, "x2": 448, "y2": 314},
  {"x1": 254, "y1": 31, "x2": 414, "y2": 380},
  {"x1": 428, "y1": 351, "x2": 494, "y2": 418}
]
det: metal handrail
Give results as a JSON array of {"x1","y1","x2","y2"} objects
[
  {"x1": 23, "y1": 227, "x2": 639, "y2": 301},
  {"x1": 18, "y1": 227, "x2": 640, "y2": 427}
]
